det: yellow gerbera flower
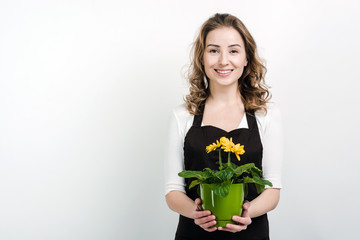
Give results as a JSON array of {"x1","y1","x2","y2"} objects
[
  {"x1": 220, "y1": 137, "x2": 235, "y2": 152},
  {"x1": 232, "y1": 143, "x2": 245, "y2": 161},
  {"x1": 206, "y1": 140, "x2": 221, "y2": 153}
]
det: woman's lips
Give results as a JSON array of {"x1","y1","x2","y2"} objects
[{"x1": 215, "y1": 69, "x2": 233, "y2": 77}]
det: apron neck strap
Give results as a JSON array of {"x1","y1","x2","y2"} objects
[
  {"x1": 192, "y1": 104, "x2": 204, "y2": 127},
  {"x1": 246, "y1": 110, "x2": 258, "y2": 131}
]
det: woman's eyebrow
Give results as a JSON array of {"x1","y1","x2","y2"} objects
[
  {"x1": 206, "y1": 44, "x2": 220, "y2": 48},
  {"x1": 206, "y1": 44, "x2": 242, "y2": 48},
  {"x1": 228, "y1": 44, "x2": 242, "y2": 48}
]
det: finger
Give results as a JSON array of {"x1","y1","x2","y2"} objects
[
  {"x1": 192, "y1": 210, "x2": 212, "y2": 220},
  {"x1": 232, "y1": 216, "x2": 252, "y2": 225},
  {"x1": 195, "y1": 198, "x2": 203, "y2": 211},
  {"x1": 218, "y1": 223, "x2": 247, "y2": 233},
  {"x1": 218, "y1": 226, "x2": 236, "y2": 233},
  {"x1": 194, "y1": 214, "x2": 215, "y2": 225},
  {"x1": 243, "y1": 200, "x2": 251, "y2": 210},
  {"x1": 241, "y1": 202, "x2": 250, "y2": 218},
  {"x1": 242, "y1": 207, "x2": 249, "y2": 218},
  {"x1": 200, "y1": 220, "x2": 217, "y2": 230}
]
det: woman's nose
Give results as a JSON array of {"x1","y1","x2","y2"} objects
[{"x1": 219, "y1": 52, "x2": 229, "y2": 65}]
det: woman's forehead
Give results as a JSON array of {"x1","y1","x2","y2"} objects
[{"x1": 206, "y1": 27, "x2": 244, "y2": 47}]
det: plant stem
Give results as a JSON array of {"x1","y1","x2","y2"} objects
[
  {"x1": 228, "y1": 152, "x2": 231, "y2": 165},
  {"x1": 218, "y1": 149, "x2": 222, "y2": 168}
]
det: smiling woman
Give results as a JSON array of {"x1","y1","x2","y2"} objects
[
  {"x1": 184, "y1": 13, "x2": 270, "y2": 117},
  {"x1": 203, "y1": 27, "x2": 248, "y2": 88},
  {"x1": 165, "y1": 13, "x2": 283, "y2": 240}
]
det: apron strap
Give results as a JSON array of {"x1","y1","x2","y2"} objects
[
  {"x1": 192, "y1": 104, "x2": 204, "y2": 127},
  {"x1": 246, "y1": 110, "x2": 257, "y2": 130}
]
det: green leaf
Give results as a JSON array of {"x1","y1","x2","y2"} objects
[
  {"x1": 255, "y1": 183, "x2": 265, "y2": 194},
  {"x1": 178, "y1": 170, "x2": 207, "y2": 180},
  {"x1": 233, "y1": 178, "x2": 243, "y2": 184},
  {"x1": 213, "y1": 181, "x2": 231, "y2": 198},
  {"x1": 226, "y1": 162, "x2": 238, "y2": 170},
  {"x1": 252, "y1": 175, "x2": 273, "y2": 187},
  {"x1": 189, "y1": 180, "x2": 200, "y2": 189},
  {"x1": 242, "y1": 176, "x2": 256, "y2": 184},
  {"x1": 242, "y1": 176, "x2": 273, "y2": 194},
  {"x1": 215, "y1": 169, "x2": 233, "y2": 181},
  {"x1": 218, "y1": 162, "x2": 224, "y2": 171},
  {"x1": 233, "y1": 163, "x2": 255, "y2": 176},
  {"x1": 203, "y1": 168, "x2": 215, "y2": 178},
  {"x1": 250, "y1": 166, "x2": 263, "y2": 178}
]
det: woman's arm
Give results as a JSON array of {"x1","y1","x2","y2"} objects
[
  {"x1": 249, "y1": 188, "x2": 280, "y2": 218},
  {"x1": 165, "y1": 191, "x2": 197, "y2": 219},
  {"x1": 166, "y1": 191, "x2": 217, "y2": 232},
  {"x1": 250, "y1": 104, "x2": 283, "y2": 217},
  {"x1": 165, "y1": 107, "x2": 218, "y2": 232}
]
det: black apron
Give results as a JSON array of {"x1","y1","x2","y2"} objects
[{"x1": 175, "y1": 106, "x2": 269, "y2": 240}]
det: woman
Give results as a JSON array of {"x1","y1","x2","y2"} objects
[{"x1": 165, "y1": 13, "x2": 283, "y2": 240}]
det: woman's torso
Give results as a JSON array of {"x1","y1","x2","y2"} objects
[{"x1": 175, "y1": 104, "x2": 269, "y2": 240}]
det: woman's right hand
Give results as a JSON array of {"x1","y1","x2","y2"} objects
[{"x1": 192, "y1": 198, "x2": 217, "y2": 232}]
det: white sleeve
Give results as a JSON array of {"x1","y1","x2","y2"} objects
[
  {"x1": 259, "y1": 105, "x2": 283, "y2": 189},
  {"x1": 164, "y1": 108, "x2": 186, "y2": 196}
]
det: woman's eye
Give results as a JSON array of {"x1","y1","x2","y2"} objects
[
  {"x1": 230, "y1": 50, "x2": 238, "y2": 54},
  {"x1": 209, "y1": 49, "x2": 218, "y2": 53}
]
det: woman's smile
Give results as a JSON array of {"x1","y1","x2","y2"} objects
[{"x1": 215, "y1": 69, "x2": 233, "y2": 77}]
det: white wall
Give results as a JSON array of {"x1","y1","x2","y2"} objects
[{"x1": 1, "y1": 0, "x2": 359, "y2": 239}]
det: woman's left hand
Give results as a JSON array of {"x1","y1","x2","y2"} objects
[{"x1": 218, "y1": 201, "x2": 252, "y2": 233}]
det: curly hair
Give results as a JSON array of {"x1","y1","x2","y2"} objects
[{"x1": 184, "y1": 13, "x2": 271, "y2": 115}]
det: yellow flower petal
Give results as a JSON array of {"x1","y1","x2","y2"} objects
[
  {"x1": 206, "y1": 140, "x2": 221, "y2": 153},
  {"x1": 206, "y1": 137, "x2": 245, "y2": 161},
  {"x1": 220, "y1": 137, "x2": 235, "y2": 152},
  {"x1": 232, "y1": 143, "x2": 245, "y2": 160}
]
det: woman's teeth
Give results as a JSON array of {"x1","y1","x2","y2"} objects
[{"x1": 216, "y1": 70, "x2": 232, "y2": 74}]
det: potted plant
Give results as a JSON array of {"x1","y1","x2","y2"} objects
[{"x1": 178, "y1": 137, "x2": 272, "y2": 227}]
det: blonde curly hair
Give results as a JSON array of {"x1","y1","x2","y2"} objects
[{"x1": 185, "y1": 13, "x2": 271, "y2": 115}]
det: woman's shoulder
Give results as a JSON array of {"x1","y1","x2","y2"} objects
[
  {"x1": 255, "y1": 102, "x2": 281, "y2": 118},
  {"x1": 254, "y1": 102, "x2": 282, "y2": 129},
  {"x1": 172, "y1": 103, "x2": 192, "y2": 119},
  {"x1": 171, "y1": 103, "x2": 194, "y2": 133}
]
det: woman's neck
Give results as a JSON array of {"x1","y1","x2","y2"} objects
[{"x1": 207, "y1": 84, "x2": 243, "y2": 107}]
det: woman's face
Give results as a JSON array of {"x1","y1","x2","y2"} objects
[{"x1": 203, "y1": 27, "x2": 248, "y2": 88}]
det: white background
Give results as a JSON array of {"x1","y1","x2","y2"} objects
[{"x1": 1, "y1": 0, "x2": 360, "y2": 239}]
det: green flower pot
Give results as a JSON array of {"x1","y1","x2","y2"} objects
[{"x1": 200, "y1": 183, "x2": 244, "y2": 227}]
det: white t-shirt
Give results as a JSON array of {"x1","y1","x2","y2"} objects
[{"x1": 164, "y1": 103, "x2": 283, "y2": 196}]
